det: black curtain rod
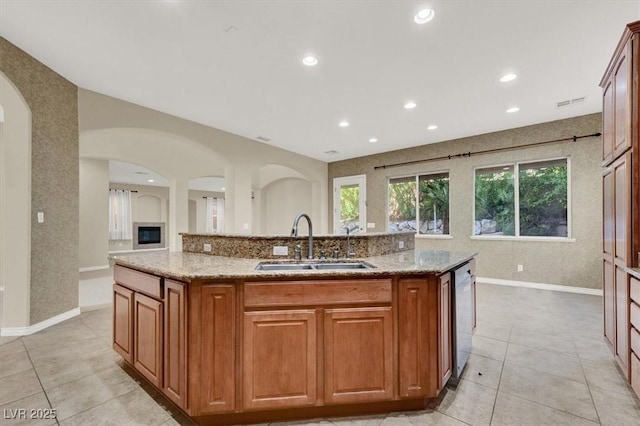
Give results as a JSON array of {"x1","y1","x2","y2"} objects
[
  {"x1": 373, "y1": 132, "x2": 602, "y2": 170},
  {"x1": 109, "y1": 189, "x2": 138, "y2": 193}
]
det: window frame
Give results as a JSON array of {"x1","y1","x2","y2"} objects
[
  {"x1": 471, "y1": 156, "x2": 573, "y2": 241},
  {"x1": 387, "y1": 170, "x2": 452, "y2": 238}
]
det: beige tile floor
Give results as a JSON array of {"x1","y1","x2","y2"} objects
[{"x1": 1, "y1": 283, "x2": 640, "y2": 425}]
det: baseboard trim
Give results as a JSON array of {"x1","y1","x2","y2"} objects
[
  {"x1": 81, "y1": 303, "x2": 111, "y2": 312},
  {"x1": 79, "y1": 265, "x2": 110, "y2": 273},
  {"x1": 477, "y1": 277, "x2": 602, "y2": 296},
  {"x1": 0, "y1": 307, "x2": 81, "y2": 336}
]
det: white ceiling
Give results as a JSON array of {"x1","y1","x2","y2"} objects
[{"x1": 1, "y1": 1, "x2": 639, "y2": 162}]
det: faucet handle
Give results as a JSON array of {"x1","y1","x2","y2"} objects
[
  {"x1": 319, "y1": 249, "x2": 326, "y2": 260},
  {"x1": 332, "y1": 249, "x2": 339, "y2": 259}
]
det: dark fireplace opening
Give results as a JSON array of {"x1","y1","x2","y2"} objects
[{"x1": 138, "y1": 226, "x2": 161, "y2": 245}]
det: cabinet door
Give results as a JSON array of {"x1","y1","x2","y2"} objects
[
  {"x1": 134, "y1": 292, "x2": 163, "y2": 388},
  {"x1": 604, "y1": 259, "x2": 616, "y2": 351},
  {"x1": 398, "y1": 279, "x2": 438, "y2": 398},
  {"x1": 603, "y1": 168, "x2": 616, "y2": 351},
  {"x1": 613, "y1": 153, "x2": 632, "y2": 265},
  {"x1": 324, "y1": 307, "x2": 393, "y2": 403},
  {"x1": 439, "y1": 273, "x2": 452, "y2": 390},
  {"x1": 164, "y1": 280, "x2": 187, "y2": 409},
  {"x1": 113, "y1": 284, "x2": 134, "y2": 364},
  {"x1": 615, "y1": 266, "x2": 629, "y2": 376},
  {"x1": 244, "y1": 310, "x2": 317, "y2": 409},
  {"x1": 199, "y1": 284, "x2": 236, "y2": 414},
  {"x1": 613, "y1": 48, "x2": 630, "y2": 158},
  {"x1": 602, "y1": 77, "x2": 614, "y2": 164}
]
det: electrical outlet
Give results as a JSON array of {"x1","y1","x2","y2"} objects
[
  {"x1": 399, "y1": 240, "x2": 405, "y2": 249},
  {"x1": 203, "y1": 243, "x2": 212, "y2": 252},
  {"x1": 517, "y1": 264, "x2": 524, "y2": 272},
  {"x1": 367, "y1": 222, "x2": 375, "y2": 229},
  {"x1": 273, "y1": 246, "x2": 288, "y2": 256},
  {"x1": 37, "y1": 212, "x2": 44, "y2": 223}
]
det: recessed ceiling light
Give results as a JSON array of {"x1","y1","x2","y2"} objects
[
  {"x1": 369, "y1": 138, "x2": 378, "y2": 143},
  {"x1": 147, "y1": 179, "x2": 154, "y2": 183},
  {"x1": 302, "y1": 55, "x2": 318, "y2": 66},
  {"x1": 427, "y1": 125, "x2": 438, "y2": 130},
  {"x1": 221, "y1": 187, "x2": 226, "y2": 191},
  {"x1": 404, "y1": 101, "x2": 417, "y2": 110},
  {"x1": 414, "y1": 8, "x2": 435, "y2": 24},
  {"x1": 500, "y1": 73, "x2": 517, "y2": 82},
  {"x1": 506, "y1": 107, "x2": 520, "y2": 113},
  {"x1": 338, "y1": 120, "x2": 350, "y2": 128}
]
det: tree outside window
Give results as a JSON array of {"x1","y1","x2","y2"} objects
[
  {"x1": 474, "y1": 159, "x2": 568, "y2": 237},
  {"x1": 388, "y1": 173, "x2": 450, "y2": 235}
]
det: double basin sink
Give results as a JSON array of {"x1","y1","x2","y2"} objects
[{"x1": 255, "y1": 260, "x2": 374, "y2": 271}]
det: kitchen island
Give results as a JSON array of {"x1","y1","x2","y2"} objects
[{"x1": 111, "y1": 249, "x2": 476, "y2": 425}]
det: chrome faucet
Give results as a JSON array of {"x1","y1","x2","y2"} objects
[
  {"x1": 345, "y1": 227, "x2": 355, "y2": 258},
  {"x1": 291, "y1": 213, "x2": 313, "y2": 259}
]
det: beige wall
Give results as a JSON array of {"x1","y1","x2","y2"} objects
[
  {"x1": 79, "y1": 159, "x2": 109, "y2": 269},
  {"x1": 262, "y1": 178, "x2": 313, "y2": 235},
  {"x1": 329, "y1": 114, "x2": 603, "y2": 289},
  {"x1": 78, "y1": 89, "x2": 328, "y2": 240},
  {"x1": 0, "y1": 38, "x2": 79, "y2": 324}
]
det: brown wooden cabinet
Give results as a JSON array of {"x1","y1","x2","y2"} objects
[
  {"x1": 164, "y1": 279, "x2": 187, "y2": 408},
  {"x1": 438, "y1": 273, "x2": 452, "y2": 389},
  {"x1": 134, "y1": 292, "x2": 164, "y2": 388},
  {"x1": 601, "y1": 20, "x2": 640, "y2": 391},
  {"x1": 324, "y1": 307, "x2": 393, "y2": 403},
  {"x1": 398, "y1": 278, "x2": 438, "y2": 398},
  {"x1": 113, "y1": 283, "x2": 134, "y2": 364},
  {"x1": 196, "y1": 284, "x2": 236, "y2": 414},
  {"x1": 243, "y1": 309, "x2": 317, "y2": 409},
  {"x1": 114, "y1": 264, "x2": 476, "y2": 423}
]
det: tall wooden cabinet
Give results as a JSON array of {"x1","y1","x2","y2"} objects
[{"x1": 601, "y1": 21, "x2": 640, "y2": 390}]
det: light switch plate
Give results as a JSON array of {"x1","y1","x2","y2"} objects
[
  {"x1": 367, "y1": 222, "x2": 375, "y2": 229},
  {"x1": 273, "y1": 246, "x2": 288, "y2": 256}
]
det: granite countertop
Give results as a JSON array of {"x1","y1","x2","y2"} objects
[
  {"x1": 111, "y1": 249, "x2": 477, "y2": 282},
  {"x1": 179, "y1": 231, "x2": 415, "y2": 239}
]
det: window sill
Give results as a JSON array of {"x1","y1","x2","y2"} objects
[
  {"x1": 415, "y1": 234, "x2": 454, "y2": 240},
  {"x1": 469, "y1": 235, "x2": 576, "y2": 243}
]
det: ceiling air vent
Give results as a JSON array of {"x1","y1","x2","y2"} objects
[
  {"x1": 556, "y1": 97, "x2": 586, "y2": 108},
  {"x1": 255, "y1": 136, "x2": 271, "y2": 142},
  {"x1": 324, "y1": 150, "x2": 339, "y2": 155}
]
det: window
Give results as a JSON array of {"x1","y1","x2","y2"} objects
[
  {"x1": 205, "y1": 197, "x2": 225, "y2": 233},
  {"x1": 474, "y1": 158, "x2": 568, "y2": 237},
  {"x1": 388, "y1": 172, "x2": 450, "y2": 235},
  {"x1": 109, "y1": 189, "x2": 132, "y2": 240}
]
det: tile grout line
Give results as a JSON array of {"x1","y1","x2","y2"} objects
[
  {"x1": 22, "y1": 337, "x2": 61, "y2": 426},
  {"x1": 487, "y1": 324, "x2": 510, "y2": 425},
  {"x1": 577, "y1": 351, "x2": 603, "y2": 425}
]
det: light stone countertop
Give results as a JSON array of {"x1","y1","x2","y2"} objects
[{"x1": 112, "y1": 249, "x2": 477, "y2": 282}]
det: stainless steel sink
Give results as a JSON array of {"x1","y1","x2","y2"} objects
[
  {"x1": 254, "y1": 263, "x2": 315, "y2": 271},
  {"x1": 312, "y1": 262, "x2": 371, "y2": 270},
  {"x1": 255, "y1": 261, "x2": 373, "y2": 271}
]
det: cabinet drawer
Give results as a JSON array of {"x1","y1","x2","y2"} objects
[
  {"x1": 632, "y1": 327, "x2": 640, "y2": 356},
  {"x1": 632, "y1": 352, "x2": 640, "y2": 399},
  {"x1": 631, "y1": 302, "x2": 640, "y2": 331},
  {"x1": 631, "y1": 276, "x2": 640, "y2": 305},
  {"x1": 115, "y1": 265, "x2": 162, "y2": 299},
  {"x1": 244, "y1": 279, "x2": 392, "y2": 308}
]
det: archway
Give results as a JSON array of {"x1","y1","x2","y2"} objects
[{"x1": 0, "y1": 72, "x2": 32, "y2": 330}]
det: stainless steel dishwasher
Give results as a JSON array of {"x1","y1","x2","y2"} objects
[{"x1": 451, "y1": 262, "x2": 473, "y2": 382}]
